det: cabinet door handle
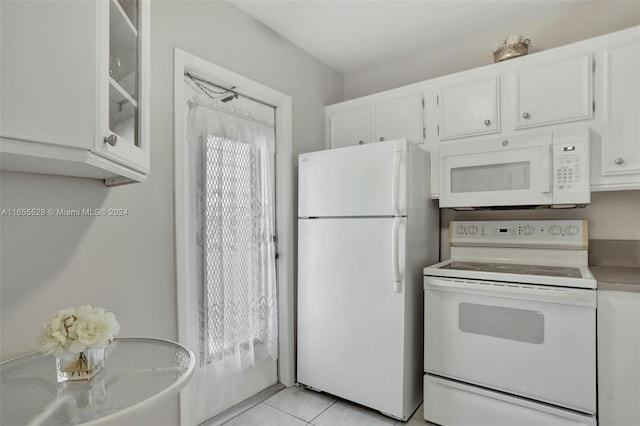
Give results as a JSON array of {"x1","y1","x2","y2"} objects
[
  {"x1": 379, "y1": 137, "x2": 385, "y2": 142},
  {"x1": 522, "y1": 112, "x2": 531, "y2": 120},
  {"x1": 614, "y1": 157, "x2": 624, "y2": 165},
  {"x1": 104, "y1": 134, "x2": 118, "y2": 146},
  {"x1": 484, "y1": 119, "x2": 491, "y2": 126}
]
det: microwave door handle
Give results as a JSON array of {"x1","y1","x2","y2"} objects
[{"x1": 542, "y1": 145, "x2": 552, "y2": 193}]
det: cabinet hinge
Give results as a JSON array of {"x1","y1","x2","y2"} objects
[
  {"x1": 437, "y1": 124, "x2": 440, "y2": 136},
  {"x1": 421, "y1": 97, "x2": 425, "y2": 108},
  {"x1": 593, "y1": 100, "x2": 596, "y2": 113},
  {"x1": 423, "y1": 126, "x2": 426, "y2": 138},
  {"x1": 592, "y1": 59, "x2": 596, "y2": 73},
  {"x1": 436, "y1": 94, "x2": 439, "y2": 106}
]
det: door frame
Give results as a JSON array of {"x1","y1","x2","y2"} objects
[{"x1": 173, "y1": 48, "x2": 294, "y2": 425}]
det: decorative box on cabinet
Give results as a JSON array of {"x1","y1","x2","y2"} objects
[
  {"x1": 325, "y1": 93, "x2": 424, "y2": 149},
  {"x1": 0, "y1": 0, "x2": 150, "y2": 186}
]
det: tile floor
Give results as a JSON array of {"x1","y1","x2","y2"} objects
[{"x1": 223, "y1": 386, "x2": 435, "y2": 426}]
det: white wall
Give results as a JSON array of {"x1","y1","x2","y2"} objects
[
  {"x1": 0, "y1": 1, "x2": 342, "y2": 424},
  {"x1": 344, "y1": 0, "x2": 640, "y2": 99}
]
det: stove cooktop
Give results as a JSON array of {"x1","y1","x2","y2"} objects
[{"x1": 440, "y1": 261, "x2": 583, "y2": 278}]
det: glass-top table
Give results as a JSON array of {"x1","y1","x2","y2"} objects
[{"x1": 0, "y1": 338, "x2": 195, "y2": 425}]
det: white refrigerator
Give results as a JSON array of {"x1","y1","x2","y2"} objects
[{"x1": 297, "y1": 139, "x2": 439, "y2": 420}]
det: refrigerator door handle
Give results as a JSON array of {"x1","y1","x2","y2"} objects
[
  {"x1": 392, "y1": 217, "x2": 404, "y2": 293},
  {"x1": 392, "y1": 149, "x2": 403, "y2": 216}
]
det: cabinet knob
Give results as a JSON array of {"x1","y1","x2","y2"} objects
[
  {"x1": 484, "y1": 119, "x2": 491, "y2": 126},
  {"x1": 358, "y1": 140, "x2": 365, "y2": 145},
  {"x1": 104, "y1": 134, "x2": 118, "y2": 146},
  {"x1": 379, "y1": 137, "x2": 385, "y2": 142},
  {"x1": 614, "y1": 157, "x2": 624, "y2": 165},
  {"x1": 522, "y1": 112, "x2": 531, "y2": 120}
]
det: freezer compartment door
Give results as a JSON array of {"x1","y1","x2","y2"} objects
[
  {"x1": 298, "y1": 139, "x2": 407, "y2": 217},
  {"x1": 297, "y1": 217, "x2": 410, "y2": 418},
  {"x1": 424, "y1": 375, "x2": 596, "y2": 426}
]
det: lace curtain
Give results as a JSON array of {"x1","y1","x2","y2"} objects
[{"x1": 187, "y1": 94, "x2": 278, "y2": 372}]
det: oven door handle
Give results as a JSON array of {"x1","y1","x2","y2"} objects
[{"x1": 425, "y1": 278, "x2": 596, "y2": 308}]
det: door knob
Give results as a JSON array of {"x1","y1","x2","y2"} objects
[{"x1": 104, "y1": 134, "x2": 118, "y2": 146}]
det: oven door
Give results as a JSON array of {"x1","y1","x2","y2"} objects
[
  {"x1": 439, "y1": 133, "x2": 552, "y2": 208},
  {"x1": 424, "y1": 277, "x2": 596, "y2": 414}
]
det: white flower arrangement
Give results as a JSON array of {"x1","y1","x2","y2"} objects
[{"x1": 38, "y1": 305, "x2": 120, "y2": 357}]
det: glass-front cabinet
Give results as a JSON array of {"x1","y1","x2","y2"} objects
[
  {"x1": 0, "y1": 0, "x2": 150, "y2": 185},
  {"x1": 98, "y1": 0, "x2": 150, "y2": 181}
]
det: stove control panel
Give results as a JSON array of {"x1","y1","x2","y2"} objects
[{"x1": 449, "y1": 220, "x2": 588, "y2": 249}]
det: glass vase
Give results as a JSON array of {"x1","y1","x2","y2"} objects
[{"x1": 56, "y1": 348, "x2": 105, "y2": 383}]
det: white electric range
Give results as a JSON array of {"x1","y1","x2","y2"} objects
[{"x1": 423, "y1": 220, "x2": 597, "y2": 426}]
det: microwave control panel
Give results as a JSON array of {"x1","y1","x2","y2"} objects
[{"x1": 552, "y1": 134, "x2": 590, "y2": 204}]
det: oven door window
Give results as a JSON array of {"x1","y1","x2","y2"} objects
[{"x1": 458, "y1": 303, "x2": 544, "y2": 344}]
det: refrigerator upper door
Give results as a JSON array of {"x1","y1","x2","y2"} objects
[
  {"x1": 297, "y1": 217, "x2": 409, "y2": 418},
  {"x1": 298, "y1": 139, "x2": 407, "y2": 217}
]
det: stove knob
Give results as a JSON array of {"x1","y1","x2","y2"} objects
[
  {"x1": 468, "y1": 225, "x2": 478, "y2": 235},
  {"x1": 456, "y1": 225, "x2": 466, "y2": 235},
  {"x1": 522, "y1": 225, "x2": 535, "y2": 235},
  {"x1": 565, "y1": 225, "x2": 579, "y2": 236},
  {"x1": 549, "y1": 225, "x2": 563, "y2": 236}
]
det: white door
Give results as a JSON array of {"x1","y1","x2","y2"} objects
[
  {"x1": 180, "y1": 79, "x2": 278, "y2": 424},
  {"x1": 514, "y1": 55, "x2": 593, "y2": 129},
  {"x1": 328, "y1": 107, "x2": 369, "y2": 149},
  {"x1": 297, "y1": 217, "x2": 407, "y2": 418},
  {"x1": 439, "y1": 76, "x2": 500, "y2": 140},
  {"x1": 424, "y1": 277, "x2": 596, "y2": 413},
  {"x1": 298, "y1": 139, "x2": 407, "y2": 217},
  {"x1": 96, "y1": 0, "x2": 150, "y2": 173},
  {"x1": 374, "y1": 94, "x2": 424, "y2": 144},
  {"x1": 601, "y1": 41, "x2": 640, "y2": 176}
]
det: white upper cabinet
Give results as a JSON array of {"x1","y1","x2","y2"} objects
[
  {"x1": 373, "y1": 94, "x2": 424, "y2": 143},
  {"x1": 325, "y1": 26, "x2": 639, "y2": 197},
  {"x1": 328, "y1": 107, "x2": 369, "y2": 149},
  {"x1": 514, "y1": 55, "x2": 593, "y2": 129},
  {"x1": 325, "y1": 92, "x2": 424, "y2": 149},
  {"x1": 0, "y1": 0, "x2": 150, "y2": 185},
  {"x1": 600, "y1": 41, "x2": 640, "y2": 178},
  {"x1": 438, "y1": 76, "x2": 500, "y2": 140}
]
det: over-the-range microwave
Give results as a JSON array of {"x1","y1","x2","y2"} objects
[{"x1": 439, "y1": 127, "x2": 590, "y2": 210}]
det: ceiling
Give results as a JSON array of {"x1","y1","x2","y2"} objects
[{"x1": 230, "y1": 0, "x2": 588, "y2": 74}]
